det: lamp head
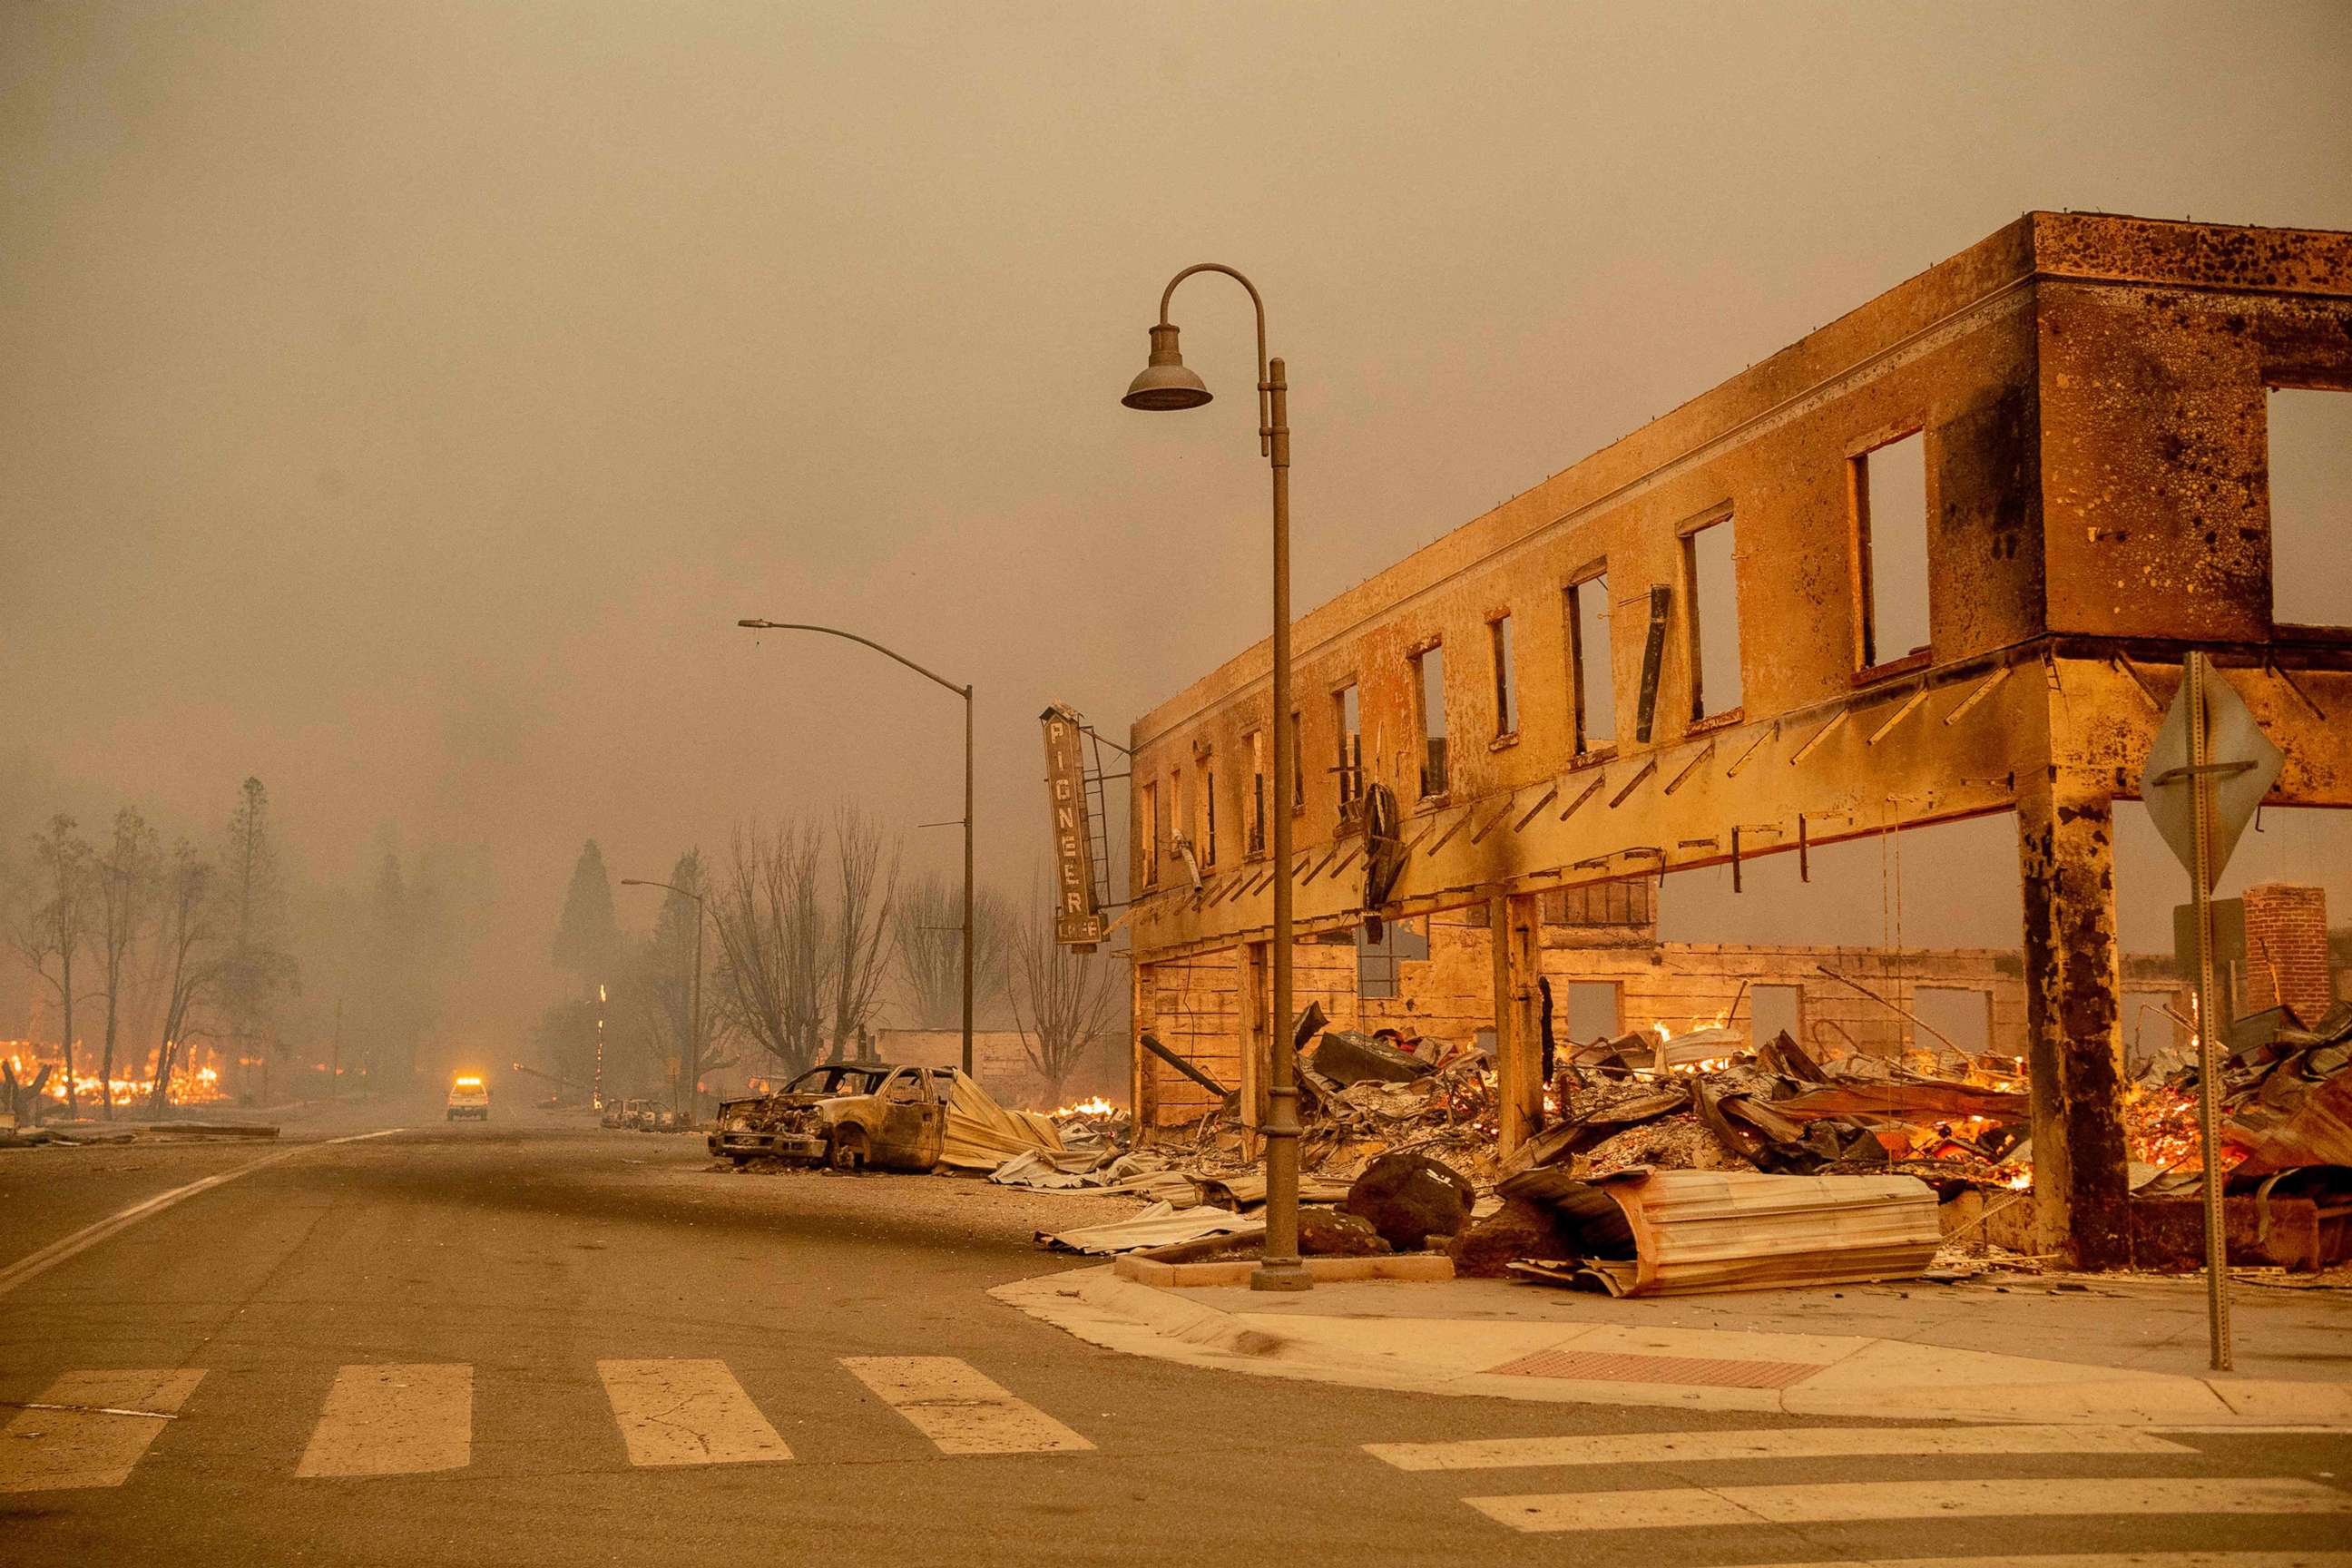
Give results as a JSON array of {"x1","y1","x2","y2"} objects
[{"x1": 1122, "y1": 322, "x2": 1212, "y2": 411}]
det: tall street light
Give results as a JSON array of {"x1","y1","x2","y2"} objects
[
  {"x1": 620, "y1": 877, "x2": 706, "y2": 1120},
  {"x1": 734, "y1": 620, "x2": 975, "y2": 1076},
  {"x1": 1121, "y1": 264, "x2": 1308, "y2": 1293}
]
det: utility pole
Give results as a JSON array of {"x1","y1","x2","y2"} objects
[
  {"x1": 328, "y1": 997, "x2": 341, "y2": 1102},
  {"x1": 593, "y1": 982, "x2": 606, "y2": 1111}
]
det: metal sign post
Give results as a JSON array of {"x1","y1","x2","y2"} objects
[{"x1": 2140, "y1": 652, "x2": 2282, "y2": 1373}]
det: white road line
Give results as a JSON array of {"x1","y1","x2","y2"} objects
[
  {"x1": 597, "y1": 1359, "x2": 791, "y2": 1467},
  {"x1": 1465, "y1": 1477, "x2": 2352, "y2": 1533},
  {"x1": 1691, "y1": 1558, "x2": 2352, "y2": 1568},
  {"x1": 0, "y1": 1369, "x2": 206, "y2": 1492},
  {"x1": 1367, "y1": 1423, "x2": 2194, "y2": 1472},
  {"x1": 0, "y1": 1127, "x2": 407, "y2": 1301},
  {"x1": 296, "y1": 1363, "x2": 472, "y2": 1478},
  {"x1": 840, "y1": 1357, "x2": 1094, "y2": 1455}
]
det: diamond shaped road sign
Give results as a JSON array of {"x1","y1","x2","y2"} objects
[{"x1": 2139, "y1": 662, "x2": 2284, "y2": 879}]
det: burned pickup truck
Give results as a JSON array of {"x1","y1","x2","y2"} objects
[{"x1": 708, "y1": 1063, "x2": 955, "y2": 1171}]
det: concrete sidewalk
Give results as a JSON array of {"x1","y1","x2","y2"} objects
[{"x1": 993, "y1": 1265, "x2": 2352, "y2": 1428}]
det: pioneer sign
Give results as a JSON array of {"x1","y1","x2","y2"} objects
[{"x1": 1040, "y1": 703, "x2": 1104, "y2": 948}]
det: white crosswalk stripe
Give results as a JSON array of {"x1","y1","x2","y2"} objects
[
  {"x1": 1465, "y1": 1476, "x2": 2352, "y2": 1533},
  {"x1": 840, "y1": 1356, "x2": 1094, "y2": 1455},
  {"x1": 598, "y1": 1358, "x2": 791, "y2": 1467},
  {"x1": 1367, "y1": 1423, "x2": 2194, "y2": 1472},
  {"x1": 0, "y1": 1369, "x2": 205, "y2": 1493},
  {"x1": 296, "y1": 1363, "x2": 473, "y2": 1478}
]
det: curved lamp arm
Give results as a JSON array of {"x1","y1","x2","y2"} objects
[
  {"x1": 1157, "y1": 263, "x2": 1271, "y2": 457},
  {"x1": 734, "y1": 620, "x2": 971, "y2": 699}
]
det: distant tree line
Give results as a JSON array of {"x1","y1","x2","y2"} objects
[{"x1": 534, "y1": 806, "x2": 1129, "y2": 1111}]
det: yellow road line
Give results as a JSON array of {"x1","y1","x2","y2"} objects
[
  {"x1": 0, "y1": 1369, "x2": 205, "y2": 1492},
  {"x1": 597, "y1": 1359, "x2": 790, "y2": 1467},
  {"x1": 840, "y1": 1356, "x2": 1093, "y2": 1455},
  {"x1": 1368, "y1": 1423, "x2": 2192, "y2": 1471},
  {"x1": 296, "y1": 1363, "x2": 471, "y2": 1478},
  {"x1": 1465, "y1": 1477, "x2": 2352, "y2": 1533}
]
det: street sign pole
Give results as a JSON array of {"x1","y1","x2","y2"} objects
[
  {"x1": 2141, "y1": 650, "x2": 2280, "y2": 1375},
  {"x1": 2186, "y1": 652, "x2": 2230, "y2": 1372}
]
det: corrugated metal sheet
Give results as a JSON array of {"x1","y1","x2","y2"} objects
[{"x1": 1508, "y1": 1167, "x2": 1941, "y2": 1297}]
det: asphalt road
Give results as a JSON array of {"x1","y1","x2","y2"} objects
[{"x1": 3, "y1": 1102, "x2": 2347, "y2": 1568}]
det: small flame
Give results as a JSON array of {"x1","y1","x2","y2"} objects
[{"x1": 1054, "y1": 1095, "x2": 1117, "y2": 1118}]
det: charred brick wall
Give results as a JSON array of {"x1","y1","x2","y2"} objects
[{"x1": 2240, "y1": 882, "x2": 2336, "y2": 1024}]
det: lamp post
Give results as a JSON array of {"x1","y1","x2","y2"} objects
[
  {"x1": 1121, "y1": 263, "x2": 1308, "y2": 1293},
  {"x1": 734, "y1": 620, "x2": 975, "y2": 1077},
  {"x1": 621, "y1": 877, "x2": 706, "y2": 1120}
]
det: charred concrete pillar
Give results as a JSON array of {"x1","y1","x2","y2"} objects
[
  {"x1": 2016, "y1": 774, "x2": 2132, "y2": 1269},
  {"x1": 1493, "y1": 892, "x2": 1544, "y2": 1152},
  {"x1": 1131, "y1": 959, "x2": 1155, "y2": 1143},
  {"x1": 1235, "y1": 941, "x2": 1268, "y2": 1158}
]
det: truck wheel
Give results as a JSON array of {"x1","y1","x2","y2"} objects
[{"x1": 828, "y1": 1129, "x2": 867, "y2": 1172}]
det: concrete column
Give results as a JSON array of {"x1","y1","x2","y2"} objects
[
  {"x1": 1131, "y1": 959, "x2": 1155, "y2": 1143},
  {"x1": 1235, "y1": 941, "x2": 1268, "y2": 1158},
  {"x1": 2016, "y1": 775, "x2": 2132, "y2": 1269},
  {"x1": 1493, "y1": 892, "x2": 1544, "y2": 1152}
]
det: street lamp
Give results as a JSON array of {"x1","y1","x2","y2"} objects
[
  {"x1": 734, "y1": 620, "x2": 976, "y2": 1077},
  {"x1": 621, "y1": 877, "x2": 706, "y2": 1121},
  {"x1": 1121, "y1": 264, "x2": 1308, "y2": 1293}
]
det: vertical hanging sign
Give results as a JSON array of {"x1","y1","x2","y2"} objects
[{"x1": 1041, "y1": 704, "x2": 1104, "y2": 948}]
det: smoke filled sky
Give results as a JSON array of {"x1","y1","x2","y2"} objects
[{"x1": 5, "y1": 3, "x2": 2349, "y2": 1039}]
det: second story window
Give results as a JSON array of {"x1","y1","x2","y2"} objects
[
  {"x1": 1681, "y1": 510, "x2": 1742, "y2": 720},
  {"x1": 1289, "y1": 710, "x2": 1304, "y2": 814},
  {"x1": 2268, "y1": 386, "x2": 2352, "y2": 628},
  {"x1": 1489, "y1": 612, "x2": 1516, "y2": 740},
  {"x1": 1413, "y1": 642, "x2": 1448, "y2": 798},
  {"x1": 1245, "y1": 730, "x2": 1267, "y2": 855},
  {"x1": 1335, "y1": 683, "x2": 1363, "y2": 819},
  {"x1": 1200, "y1": 754, "x2": 1216, "y2": 867},
  {"x1": 1140, "y1": 779, "x2": 1159, "y2": 887},
  {"x1": 1565, "y1": 573, "x2": 1615, "y2": 752},
  {"x1": 1854, "y1": 430, "x2": 1930, "y2": 669}
]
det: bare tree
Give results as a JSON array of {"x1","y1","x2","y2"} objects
[
  {"x1": 826, "y1": 806, "x2": 899, "y2": 1062},
  {"x1": 9, "y1": 815, "x2": 91, "y2": 1117},
  {"x1": 151, "y1": 841, "x2": 223, "y2": 1112},
  {"x1": 92, "y1": 806, "x2": 160, "y2": 1118},
  {"x1": 891, "y1": 872, "x2": 1013, "y2": 1029},
  {"x1": 1007, "y1": 902, "x2": 1123, "y2": 1108},
  {"x1": 710, "y1": 821, "x2": 828, "y2": 1080}
]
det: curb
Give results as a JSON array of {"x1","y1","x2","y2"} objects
[{"x1": 991, "y1": 1265, "x2": 2352, "y2": 1429}]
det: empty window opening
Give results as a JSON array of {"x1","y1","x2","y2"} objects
[
  {"x1": 1200, "y1": 758, "x2": 1217, "y2": 867},
  {"x1": 1682, "y1": 514, "x2": 1742, "y2": 720},
  {"x1": 1357, "y1": 917, "x2": 1428, "y2": 999},
  {"x1": 1414, "y1": 643, "x2": 1449, "y2": 797},
  {"x1": 1489, "y1": 614, "x2": 1516, "y2": 738},
  {"x1": 1289, "y1": 711, "x2": 1304, "y2": 813},
  {"x1": 1856, "y1": 431, "x2": 1931, "y2": 667},
  {"x1": 1335, "y1": 684, "x2": 1363, "y2": 818},
  {"x1": 1172, "y1": 769, "x2": 1188, "y2": 864},
  {"x1": 1563, "y1": 980, "x2": 1621, "y2": 1044},
  {"x1": 2124, "y1": 990, "x2": 2186, "y2": 1069},
  {"x1": 1750, "y1": 983, "x2": 1801, "y2": 1046},
  {"x1": 1910, "y1": 985, "x2": 1992, "y2": 1056},
  {"x1": 1565, "y1": 574, "x2": 1615, "y2": 750},
  {"x1": 2268, "y1": 387, "x2": 2352, "y2": 627},
  {"x1": 1140, "y1": 780, "x2": 1159, "y2": 887},
  {"x1": 1246, "y1": 730, "x2": 1267, "y2": 856}
]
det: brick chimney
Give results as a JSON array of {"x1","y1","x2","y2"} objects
[{"x1": 2239, "y1": 883, "x2": 2333, "y2": 1026}]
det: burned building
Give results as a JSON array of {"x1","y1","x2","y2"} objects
[{"x1": 1122, "y1": 212, "x2": 2352, "y2": 1269}]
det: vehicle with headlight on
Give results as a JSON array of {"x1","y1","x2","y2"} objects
[
  {"x1": 446, "y1": 1074, "x2": 491, "y2": 1122},
  {"x1": 708, "y1": 1063, "x2": 949, "y2": 1170}
]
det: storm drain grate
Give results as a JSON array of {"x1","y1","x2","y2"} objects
[{"x1": 1485, "y1": 1348, "x2": 1826, "y2": 1389}]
